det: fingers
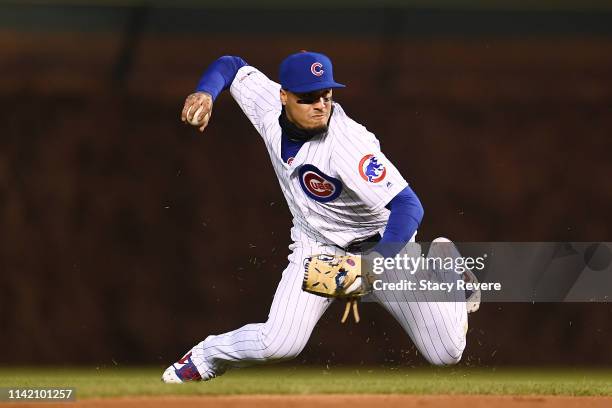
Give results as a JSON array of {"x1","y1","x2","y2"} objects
[
  {"x1": 198, "y1": 111, "x2": 211, "y2": 132},
  {"x1": 181, "y1": 92, "x2": 213, "y2": 130},
  {"x1": 345, "y1": 276, "x2": 363, "y2": 295},
  {"x1": 195, "y1": 106, "x2": 208, "y2": 124},
  {"x1": 181, "y1": 93, "x2": 199, "y2": 122}
]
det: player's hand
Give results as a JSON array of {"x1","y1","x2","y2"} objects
[
  {"x1": 344, "y1": 275, "x2": 363, "y2": 295},
  {"x1": 302, "y1": 254, "x2": 366, "y2": 298},
  {"x1": 181, "y1": 92, "x2": 213, "y2": 132}
]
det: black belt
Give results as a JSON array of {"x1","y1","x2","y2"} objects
[{"x1": 342, "y1": 233, "x2": 382, "y2": 253}]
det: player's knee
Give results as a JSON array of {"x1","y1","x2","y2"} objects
[
  {"x1": 276, "y1": 344, "x2": 305, "y2": 362},
  {"x1": 426, "y1": 343, "x2": 465, "y2": 366},
  {"x1": 258, "y1": 330, "x2": 308, "y2": 362},
  {"x1": 430, "y1": 352, "x2": 463, "y2": 366},
  {"x1": 262, "y1": 343, "x2": 306, "y2": 362}
]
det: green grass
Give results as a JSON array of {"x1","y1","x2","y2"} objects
[{"x1": 1, "y1": 366, "x2": 611, "y2": 398}]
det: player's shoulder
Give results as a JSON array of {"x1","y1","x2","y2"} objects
[
  {"x1": 230, "y1": 65, "x2": 282, "y2": 122},
  {"x1": 231, "y1": 65, "x2": 280, "y2": 92},
  {"x1": 330, "y1": 103, "x2": 380, "y2": 148},
  {"x1": 234, "y1": 65, "x2": 262, "y2": 83}
]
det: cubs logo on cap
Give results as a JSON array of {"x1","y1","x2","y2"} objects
[
  {"x1": 310, "y1": 62, "x2": 324, "y2": 76},
  {"x1": 298, "y1": 164, "x2": 343, "y2": 202},
  {"x1": 359, "y1": 154, "x2": 387, "y2": 183},
  {"x1": 280, "y1": 51, "x2": 346, "y2": 93}
]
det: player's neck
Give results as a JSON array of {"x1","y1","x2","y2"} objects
[{"x1": 279, "y1": 107, "x2": 333, "y2": 142}]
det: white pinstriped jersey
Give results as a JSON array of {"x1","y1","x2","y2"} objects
[
  {"x1": 184, "y1": 66, "x2": 468, "y2": 381},
  {"x1": 230, "y1": 66, "x2": 409, "y2": 248}
]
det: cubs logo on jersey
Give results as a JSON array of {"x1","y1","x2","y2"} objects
[
  {"x1": 298, "y1": 164, "x2": 342, "y2": 203},
  {"x1": 359, "y1": 154, "x2": 387, "y2": 183}
]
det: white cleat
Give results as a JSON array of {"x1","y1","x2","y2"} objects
[
  {"x1": 162, "y1": 366, "x2": 183, "y2": 384},
  {"x1": 463, "y1": 268, "x2": 481, "y2": 313},
  {"x1": 431, "y1": 237, "x2": 481, "y2": 314},
  {"x1": 161, "y1": 351, "x2": 203, "y2": 383}
]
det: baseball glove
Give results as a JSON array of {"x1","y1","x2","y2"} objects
[{"x1": 302, "y1": 254, "x2": 368, "y2": 323}]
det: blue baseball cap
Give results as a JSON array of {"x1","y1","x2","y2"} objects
[{"x1": 279, "y1": 51, "x2": 346, "y2": 93}]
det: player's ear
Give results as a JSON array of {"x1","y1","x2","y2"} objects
[{"x1": 280, "y1": 89, "x2": 288, "y2": 106}]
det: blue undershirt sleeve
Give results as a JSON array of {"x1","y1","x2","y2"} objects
[
  {"x1": 195, "y1": 56, "x2": 248, "y2": 101},
  {"x1": 373, "y1": 185, "x2": 424, "y2": 258}
]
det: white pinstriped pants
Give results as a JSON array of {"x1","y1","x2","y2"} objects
[{"x1": 190, "y1": 242, "x2": 467, "y2": 379}]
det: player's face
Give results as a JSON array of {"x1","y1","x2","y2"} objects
[{"x1": 280, "y1": 89, "x2": 333, "y2": 131}]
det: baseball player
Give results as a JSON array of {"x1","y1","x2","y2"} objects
[{"x1": 162, "y1": 52, "x2": 479, "y2": 383}]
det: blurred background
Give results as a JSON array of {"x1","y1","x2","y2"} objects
[{"x1": 1, "y1": 0, "x2": 611, "y2": 367}]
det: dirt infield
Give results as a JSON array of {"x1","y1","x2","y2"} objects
[{"x1": 5, "y1": 395, "x2": 612, "y2": 408}]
